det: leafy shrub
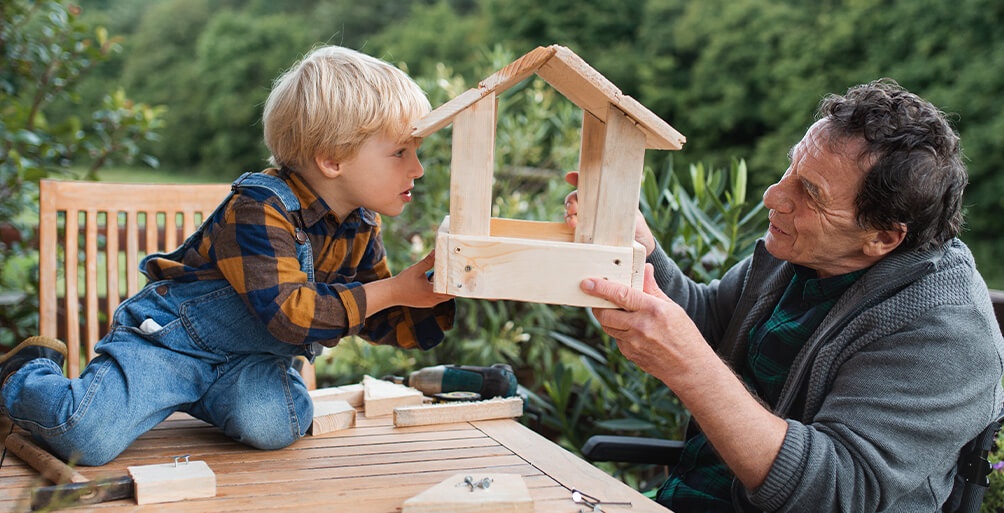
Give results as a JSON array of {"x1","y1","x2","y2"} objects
[{"x1": 0, "y1": 0, "x2": 162, "y2": 347}]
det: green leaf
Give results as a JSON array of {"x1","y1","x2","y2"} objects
[
  {"x1": 594, "y1": 418, "x2": 658, "y2": 432},
  {"x1": 550, "y1": 331, "x2": 606, "y2": 364}
]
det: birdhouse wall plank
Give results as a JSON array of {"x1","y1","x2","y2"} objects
[
  {"x1": 590, "y1": 106, "x2": 646, "y2": 247},
  {"x1": 574, "y1": 110, "x2": 606, "y2": 244},
  {"x1": 488, "y1": 217, "x2": 574, "y2": 243},
  {"x1": 448, "y1": 92, "x2": 496, "y2": 236}
]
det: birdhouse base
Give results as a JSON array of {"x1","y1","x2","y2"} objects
[{"x1": 433, "y1": 217, "x2": 644, "y2": 308}]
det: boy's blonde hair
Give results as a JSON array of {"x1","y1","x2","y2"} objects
[{"x1": 263, "y1": 45, "x2": 431, "y2": 170}]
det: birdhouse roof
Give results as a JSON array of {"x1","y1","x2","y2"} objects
[{"x1": 412, "y1": 45, "x2": 685, "y2": 150}]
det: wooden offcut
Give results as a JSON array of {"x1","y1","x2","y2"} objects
[
  {"x1": 309, "y1": 383, "x2": 364, "y2": 407},
  {"x1": 127, "y1": 460, "x2": 215, "y2": 505},
  {"x1": 412, "y1": 44, "x2": 685, "y2": 308},
  {"x1": 393, "y1": 397, "x2": 524, "y2": 427},
  {"x1": 362, "y1": 375, "x2": 424, "y2": 417},
  {"x1": 308, "y1": 400, "x2": 356, "y2": 435},
  {"x1": 401, "y1": 473, "x2": 533, "y2": 513}
]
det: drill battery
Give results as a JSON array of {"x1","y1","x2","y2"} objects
[{"x1": 404, "y1": 363, "x2": 518, "y2": 399}]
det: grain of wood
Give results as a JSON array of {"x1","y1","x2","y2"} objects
[
  {"x1": 394, "y1": 397, "x2": 523, "y2": 427},
  {"x1": 402, "y1": 473, "x2": 533, "y2": 513},
  {"x1": 308, "y1": 400, "x2": 356, "y2": 435},
  {"x1": 362, "y1": 375, "x2": 424, "y2": 417}
]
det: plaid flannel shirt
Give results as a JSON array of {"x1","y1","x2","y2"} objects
[{"x1": 143, "y1": 168, "x2": 454, "y2": 350}]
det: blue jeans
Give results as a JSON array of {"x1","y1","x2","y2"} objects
[{"x1": 1, "y1": 279, "x2": 313, "y2": 466}]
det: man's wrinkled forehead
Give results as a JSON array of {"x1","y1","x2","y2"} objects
[{"x1": 790, "y1": 119, "x2": 872, "y2": 170}]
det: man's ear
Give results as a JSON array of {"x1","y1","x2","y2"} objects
[
  {"x1": 315, "y1": 155, "x2": 341, "y2": 179},
  {"x1": 863, "y1": 223, "x2": 907, "y2": 257}
]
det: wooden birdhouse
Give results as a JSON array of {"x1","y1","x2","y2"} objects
[{"x1": 413, "y1": 45, "x2": 685, "y2": 308}]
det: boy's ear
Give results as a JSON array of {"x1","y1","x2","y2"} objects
[{"x1": 315, "y1": 155, "x2": 342, "y2": 179}]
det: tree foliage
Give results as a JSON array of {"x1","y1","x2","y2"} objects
[
  {"x1": 78, "y1": 0, "x2": 1004, "y2": 281},
  {"x1": 0, "y1": 0, "x2": 162, "y2": 344}
]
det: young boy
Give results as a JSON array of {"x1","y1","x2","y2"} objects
[{"x1": 0, "y1": 45, "x2": 455, "y2": 466}]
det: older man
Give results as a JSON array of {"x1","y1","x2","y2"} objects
[{"x1": 568, "y1": 79, "x2": 1004, "y2": 512}]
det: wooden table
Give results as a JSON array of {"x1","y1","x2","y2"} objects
[{"x1": 1, "y1": 409, "x2": 671, "y2": 512}]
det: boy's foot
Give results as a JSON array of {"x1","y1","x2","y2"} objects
[{"x1": 0, "y1": 336, "x2": 67, "y2": 387}]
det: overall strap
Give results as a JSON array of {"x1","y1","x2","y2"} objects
[
  {"x1": 228, "y1": 172, "x2": 324, "y2": 361},
  {"x1": 230, "y1": 171, "x2": 315, "y2": 282}
]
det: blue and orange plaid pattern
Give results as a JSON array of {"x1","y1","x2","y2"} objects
[{"x1": 144, "y1": 168, "x2": 454, "y2": 350}]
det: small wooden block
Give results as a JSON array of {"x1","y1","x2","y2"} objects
[
  {"x1": 362, "y1": 375, "x2": 424, "y2": 417},
  {"x1": 402, "y1": 473, "x2": 533, "y2": 513},
  {"x1": 127, "y1": 460, "x2": 215, "y2": 505},
  {"x1": 394, "y1": 397, "x2": 524, "y2": 427},
  {"x1": 309, "y1": 383, "x2": 364, "y2": 407},
  {"x1": 309, "y1": 400, "x2": 356, "y2": 435}
]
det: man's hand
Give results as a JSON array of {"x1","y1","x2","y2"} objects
[
  {"x1": 579, "y1": 264, "x2": 788, "y2": 489},
  {"x1": 580, "y1": 264, "x2": 704, "y2": 384},
  {"x1": 563, "y1": 171, "x2": 657, "y2": 256}
]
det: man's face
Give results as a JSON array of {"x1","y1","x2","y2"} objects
[{"x1": 761, "y1": 119, "x2": 883, "y2": 278}]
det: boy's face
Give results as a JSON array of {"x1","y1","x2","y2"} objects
[{"x1": 325, "y1": 132, "x2": 425, "y2": 219}]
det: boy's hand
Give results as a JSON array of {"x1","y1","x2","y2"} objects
[
  {"x1": 392, "y1": 250, "x2": 454, "y2": 308},
  {"x1": 563, "y1": 171, "x2": 657, "y2": 256},
  {"x1": 362, "y1": 251, "x2": 452, "y2": 316}
]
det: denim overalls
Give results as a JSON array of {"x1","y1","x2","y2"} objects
[{"x1": 2, "y1": 172, "x2": 318, "y2": 466}]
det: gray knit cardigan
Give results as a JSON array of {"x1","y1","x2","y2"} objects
[{"x1": 647, "y1": 238, "x2": 1004, "y2": 512}]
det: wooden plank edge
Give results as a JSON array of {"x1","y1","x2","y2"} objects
[{"x1": 394, "y1": 397, "x2": 524, "y2": 427}]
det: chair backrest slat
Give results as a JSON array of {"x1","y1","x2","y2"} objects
[
  {"x1": 63, "y1": 208, "x2": 81, "y2": 377},
  {"x1": 84, "y1": 209, "x2": 99, "y2": 356},
  {"x1": 125, "y1": 210, "x2": 140, "y2": 296},
  {"x1": 39, "y1": 180, "x2": 230, "y2": 379},
  {"x1": 105, "y1": 211, "x2": 121, "y2": 332}
]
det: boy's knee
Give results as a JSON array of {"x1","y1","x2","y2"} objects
[
  {"x1": 41, "y1": 427, "x2": 128, "y2": 466},
  {"x1": 227, "y1": 415, "x2": 302, "y2": 450},
  {"x1": 224, "y1": 398, "x2": 311, "y2": 450}
]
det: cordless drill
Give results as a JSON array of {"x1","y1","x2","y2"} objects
[{"x1": 394, "y1": 364, "x2": 518, "y2": 400}]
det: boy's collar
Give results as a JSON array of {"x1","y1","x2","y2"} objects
[{"x1": 276, "y1": 167, "x2": 377, "y2": 227}]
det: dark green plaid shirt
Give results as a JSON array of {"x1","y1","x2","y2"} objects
[{"x1": 657, "y1": 265, "x2": 866, "y2": 512}]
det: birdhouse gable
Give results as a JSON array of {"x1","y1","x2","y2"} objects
[
  {"x1": 415, "y1": 45, "x2": 686, "y2": 308},
  {"x1": 412, "y1": 45, "x2": 685, "y2": 150}
]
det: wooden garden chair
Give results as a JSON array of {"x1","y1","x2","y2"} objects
[{"x1": 37, "y1": 179, "x2": 316, "y2": 387}]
